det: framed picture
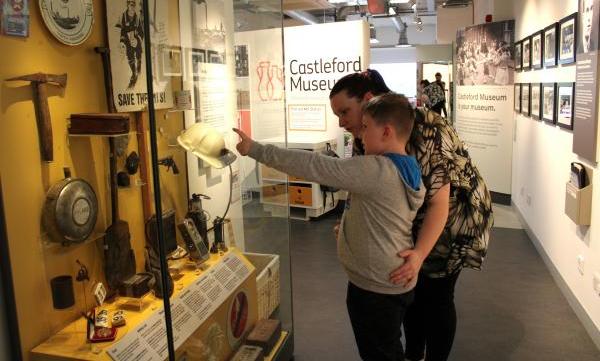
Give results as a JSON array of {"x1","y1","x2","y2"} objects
[
  {"x1": 515, "y1": 41, "x2": 523, "y2": 71},
  {"x1": 514, "y1": 83, "x2": 522, "y2": 112},
  {"x1": 191, "y1": 48, "x2": 206, "y2": 75},
  {"x1": 531, "y1": 31, "x2": 544, "y2": 69},
  {"x1": 531, "y1": 83, "x2": 542, "y2": 120},
  {"x1": 161, "y1": 45, "x2": 182, "y2": 77},
  {"x1": 542, "y1": 83, "x2": 557, "y2": 124},
  {"x1": 544, "y1": 23, "x2": 559, "y2": 67},
  {"x1": 522, "y1": 37, "x2": 532, "y2": 70},
  {"x1": 557, "y1": 83, "x2": 575, "y2": 129},
  {"x1": 559, "y1": 13, "x2": 577, "y2": 64},
  {"x1": 521, "y1": 83, "x2": 531, "y2": 116}
]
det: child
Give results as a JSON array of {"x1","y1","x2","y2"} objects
[{"x1": 233, "y1": 93, "x2": 425, "y2": 361}]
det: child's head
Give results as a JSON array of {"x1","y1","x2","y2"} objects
[{"x1": 360, "y1": 93, "x2": 415, "y2": 155}]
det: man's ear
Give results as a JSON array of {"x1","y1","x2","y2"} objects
[
  {"x1": 363, "y1": 91, "x2": 375, "y2": 102},
  {"x1": 383, "y1": 124, "x2": 394, "y2": 138}
]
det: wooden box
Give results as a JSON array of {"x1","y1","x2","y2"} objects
[
  {"x1": 288, "y1": 185, "x2": 312, "y2": 206},
  {"x1": 262, "y1": 183, "x2": 287, "y2": 205}
]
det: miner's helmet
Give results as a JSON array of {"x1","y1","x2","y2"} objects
[{"x1": 177, "y1": 123, "x2": 237, "y2": 169}]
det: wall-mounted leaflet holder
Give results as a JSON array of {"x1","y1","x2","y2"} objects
[{"x1": 565, "y1": 162, "x2": 593, "y2": 225}]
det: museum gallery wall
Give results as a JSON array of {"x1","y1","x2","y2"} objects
[{"x1": 510, "y1": 0, "x2": 600, "y2": 347}]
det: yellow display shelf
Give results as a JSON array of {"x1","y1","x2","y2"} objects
[{"x1": 31, "y1": 248, "x2": 257, "y2": 361}]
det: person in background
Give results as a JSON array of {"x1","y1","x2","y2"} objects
[
  {"x1": 330, "y1": 69, "x2": 494, "y2": 361},
  {"x1": 419, "y1": 79, "x2": 445, "y2": 115},
  {"x1": 235, "y1": 93, "x2": 425, "y2": 361},
  {"x1": 434, "y1": 72, "x2": 448, "y2": 117}
]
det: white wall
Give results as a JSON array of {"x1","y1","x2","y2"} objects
[
  {"x1": 437, "y1": 4, "x2": 474, "y2": 44},
  {"x1": 371, "y1": 47, "x2": 417, "y2": 63},
  {"x1": 511, "y1": 0, "x2": 600, "y2": 348}
]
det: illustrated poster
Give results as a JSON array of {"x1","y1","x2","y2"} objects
[{"x1": 107, "y1": 0, "x2": 173, "y2": 112}]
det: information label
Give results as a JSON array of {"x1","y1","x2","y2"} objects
[
  {"x1": 107, "y1": 253, "x2": 252, "y2": 361},
  {"x1": 574, "y1": 52, "x2": 600, "y2": 161},
  {"x1": 288, "y1": 104, "x2": 327, "y2": 131}
]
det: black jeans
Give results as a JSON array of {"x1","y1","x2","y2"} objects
[
  {"x1": 403, "y1": 272, "x2": 461, "y2": 361},
  {"x1": 346, "y1": 282, "x2": 415, "y2": 361}
]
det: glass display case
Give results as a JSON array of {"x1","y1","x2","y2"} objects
[{"x1": 0, "y1": 1, "x2": 292, "y2": 360}]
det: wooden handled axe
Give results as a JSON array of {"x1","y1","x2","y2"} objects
[{"x1": 5, "y1": 73, "x2": 67, "y2": 162}]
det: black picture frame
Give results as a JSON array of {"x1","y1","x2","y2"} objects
[
  {"x1": 531, "y1": 31, "x2": 544, "y2": 69},
  {"x1": 514, "y1": 83, "x2": 522, "y2": 112},
  {"x1": 522, "y1": 37, "x2": 532, "y2": 70},
  {"x1": 542, "y1": 83, "x2": 557, "y2": 124},
  {"x1": 557, "y1": 82, "x2": 575, "y2": 130},
  {"x1": 521, "y1": 83, "x2": 531, "y2": 116},
  {"x1": 544, "y1": 23, "x2": 559, "y2": 68},
  {"x1": 559, "y1": 12, "x2": 578, "y2": 65},
  {"x1": 530, "y1": 83, "x2": 542, "y2": 120},
  {"x1": 515, "y1": 41, "x2": 523, "y2": 71}
]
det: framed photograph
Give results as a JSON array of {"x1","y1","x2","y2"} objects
[
  {"x1": 161, "y1": 45, "x2": 182, "y2": 77},
  {"x1": 544, "y1": 23, "x2": 559, "y2": 67},
  {"x1": 531, "y1": 31, "x2": 544, "y2": 69},
  {"x1": 522, "y1": 37, "x2": 532, "y2": 70},
  {"x1": 191, "y1": 48, "x2": 206, "y2": 75},
  {"x1": 559, "y1": 13, "x2": 578, "y2": 64},
  {"x1": 515, "y1": 41, "x2": 523, "y2": 71},
  {"x1": 521, "y1": 83, "x2": 531, "y2": 116},
  {"x1": 530, "y1": 83, "x2": 542, "y2": 120},
  {"x1": 557, "y1": 83, "x2": 575, "y2": 129},
  {"x1": 514, "y1": 83, "x2": 522, "y2": 112},
  {"x1": 542, "y1": 83, "x2": 557, "y2": 124}
]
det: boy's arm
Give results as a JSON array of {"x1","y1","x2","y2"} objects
[
  {"x1": 234, "y1": 128, "x2": 380, "y2": 195},
  {"x1": 248, "y1": 141, "x2": 378, "y2": 195}
]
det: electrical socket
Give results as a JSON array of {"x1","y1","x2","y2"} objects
[
  {"x1": 577, "y1": 255, "x2": 585, "y2": 275},
  {"x1": 593, "y1": 273, "x2": 600, "y2": 296}
]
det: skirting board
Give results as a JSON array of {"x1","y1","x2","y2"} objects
[{"x1": 513, "y1": 201, "x2": 600, "y2": 351}]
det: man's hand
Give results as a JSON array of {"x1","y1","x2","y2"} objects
[
  {"x1": 389, "y1": 249, "x2": 425, "y2": 287},
  {"x1": 333, "y1": 220, "x2": 340, "y2": 240},
  {"x1": 232, "y1": 128, "x2": 253, "y2": 156}
]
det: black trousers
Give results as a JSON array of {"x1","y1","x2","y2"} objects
[
  {"x1": 346, "y1": 282, "x2": 415, "y2": 361},
  {"x1": 403, "y1": 272, "x2": 461, "y2": 361}
]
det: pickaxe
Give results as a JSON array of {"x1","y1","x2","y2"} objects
[{"x1": 5, "y1": 73, "x2": 67, "y2": 162}]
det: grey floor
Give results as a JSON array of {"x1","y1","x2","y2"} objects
[{"x1": 287, "y1": 206, "x2": 600, "y2": 361}]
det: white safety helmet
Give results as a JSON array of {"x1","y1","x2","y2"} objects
[{"x1": 177, "y1": 123, "x2": 236, "y2": 168}]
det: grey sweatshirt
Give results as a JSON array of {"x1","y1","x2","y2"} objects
[{"x1": 248, "y1": 142, "x2": 425, "y2": 294}]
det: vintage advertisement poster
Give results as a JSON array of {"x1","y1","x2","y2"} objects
[
  {"x1": 107, "y1": 0, "x2": 173, "y2": 112},
  {"x1": 574, "y1": 0, "x2": 600, "y2": 162},
  {"x1": 455, "y1": 20, "x2": 515, "y2": 196},
  {"x1": 1, "y1": 0, "x2": 29, "y2": 37}
]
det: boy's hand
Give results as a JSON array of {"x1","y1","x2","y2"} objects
[
  {"x1": 389, "y1": 249, "x2": 424, "y2": 287},
  {"x1": 232, "y1": 128, "x2": 253, "y2": 156}
]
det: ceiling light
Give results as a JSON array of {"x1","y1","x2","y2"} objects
[
  {"x1": 388, "y1": 7, "x2": 396, "y2": 15},
  {"x1": 389, "y1": 0, "x2": 411, "y2": 3}
]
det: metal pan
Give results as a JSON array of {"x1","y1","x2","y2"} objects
[{"x1": 43, "y1": 168, "x2": 98, "y2": 246}]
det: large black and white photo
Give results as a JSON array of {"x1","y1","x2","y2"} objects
[
  {"x1": 107, "y1": 0, "x2": 173, "y2": 112},
  {"x1": 455, "y1": 20, "x2": 515, "y2": 85},
  {"x1": 579, "y1": 0, "x2": 598, "y2": 53}
]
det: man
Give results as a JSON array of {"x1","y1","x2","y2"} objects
[
  {"x1": 116, "y1": 0, "x2": 144, "y2": 89},
  {"x1": 581, "y1": 0, "x2": 596, "y2": 53},
  {"x1": 434, "y1": 72, "x2": 448, "y2": 117}
]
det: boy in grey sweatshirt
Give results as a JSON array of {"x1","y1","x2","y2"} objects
[{"x1": 234, "y1": 93, "x2": 425, "y2": 361}]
